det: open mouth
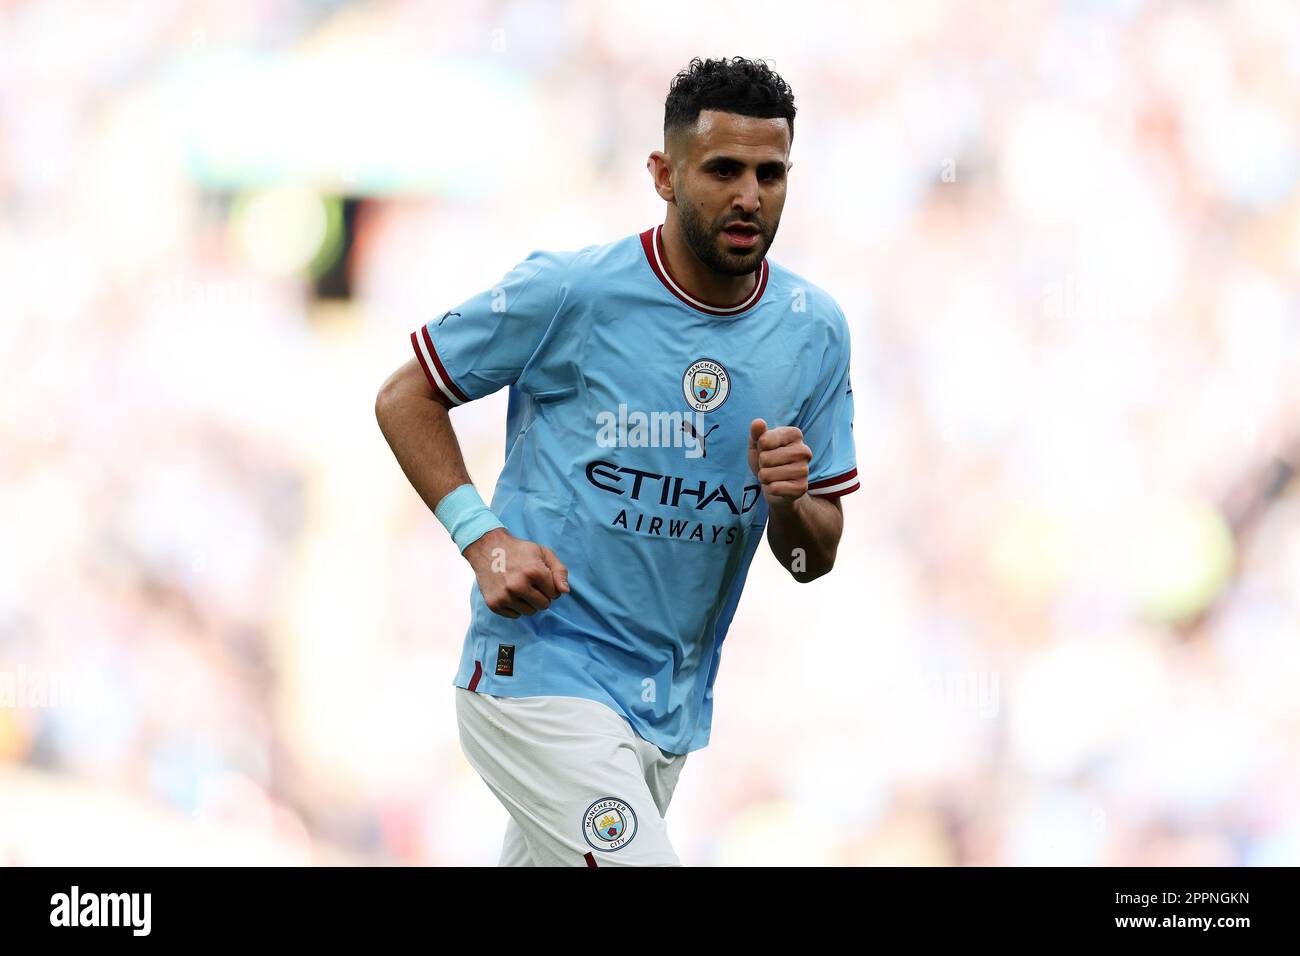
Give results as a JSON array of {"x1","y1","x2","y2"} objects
[{"x1": 721, "y1": 223, "x2": 761, "y2": 249}]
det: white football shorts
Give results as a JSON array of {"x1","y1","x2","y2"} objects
[{"x1": 455, "y1": 687, "x2": 689, "y2": 866}]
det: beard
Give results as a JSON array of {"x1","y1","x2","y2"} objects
[{"x1": 677, "y1": 198, "x2": 777, "y2": 277}]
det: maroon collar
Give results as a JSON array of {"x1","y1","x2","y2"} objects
[{"x1": 639, "y1": 224, "x2": 769, "y2": 316}]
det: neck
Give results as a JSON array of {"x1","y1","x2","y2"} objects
[{"x1": 659, "y1": 213, "x2": 758, "y2": 307}]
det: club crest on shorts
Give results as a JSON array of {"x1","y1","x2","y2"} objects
[
  {"x1": 682, "y1": 358, "x2": 730, "y2": 413},
  {"x1": 582, "y1": 796, "x2": 638, "y2": 851}
]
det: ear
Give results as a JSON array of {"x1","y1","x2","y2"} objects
[{"x1": 647, "y1": 150, "x2": 676, "y2": 204}]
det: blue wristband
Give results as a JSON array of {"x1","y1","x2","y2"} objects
[{"x1": 434, "y1": 484, "x2": 506, "y2": 553}]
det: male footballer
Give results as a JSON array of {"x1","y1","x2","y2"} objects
[{"x1": 376, "y1": 56, "x2": 858, "y2": 866}]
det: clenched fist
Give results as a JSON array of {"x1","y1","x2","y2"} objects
[
  {"x1": 748, "y1": 418, "x2": 813, "y2": 508},
  {"x1": 463, "y1": 528, "x2": 570, "y2": 618}
]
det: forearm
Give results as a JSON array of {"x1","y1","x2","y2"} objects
[
  {"x1": 765, "y1": 493, "x2": 843, "y2": 582},
  {"x1": 375, "y1": 381, "x2": 472, "y2": 515},
  {"x1": 375, "y1": 366, "x2": 570, "y2": 613}
]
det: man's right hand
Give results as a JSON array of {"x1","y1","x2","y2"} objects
[{"x1": 462, "y1": 528, "x2": 571, "y2": 618}]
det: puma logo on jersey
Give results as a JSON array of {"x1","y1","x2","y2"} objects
[{"x1": 680, "y1": 420, "x2": 720, "y2": 458}]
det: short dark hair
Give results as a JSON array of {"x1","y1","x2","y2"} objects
[{"x1": 664, "y1": 57, "x2": 796, "y2": 144}]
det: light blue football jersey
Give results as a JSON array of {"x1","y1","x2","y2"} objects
[{"x1": 410, "y1": 225, "x2": 859, "y2": 754}]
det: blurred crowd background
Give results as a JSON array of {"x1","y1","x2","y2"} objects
[{"x1": 2, "y1": 0, "x2": 1299, "y2": 865}]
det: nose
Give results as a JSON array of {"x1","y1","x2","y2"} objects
[{"x1": 732, "y1": 172, "x2": 760, "y2": 215}]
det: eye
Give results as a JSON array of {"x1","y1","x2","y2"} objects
[{"x1": 715, "y1": 166, "x2": 735, "y2": 179}]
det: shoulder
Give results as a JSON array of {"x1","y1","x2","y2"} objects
[
  {"x1": 764, "y1": 258, "x2": 850, "y2": 341},
  {"x1": 512, "y1": 232, "x2": 642, "y2": 292},
  {"x1": 522, "y1": 232, "x2": 644, "y2": 270}
]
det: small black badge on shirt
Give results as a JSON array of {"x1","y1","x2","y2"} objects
[{"x1": 495, "y1": 644, "x2": 515, "y2": 677}]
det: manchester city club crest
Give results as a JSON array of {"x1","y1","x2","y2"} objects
[
  {"x1": 682, "y1": 358, "x2": 730, "y2": 412},
  {"x1": 582, "y1": 796, "x2": 639, "y2": 852}
]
